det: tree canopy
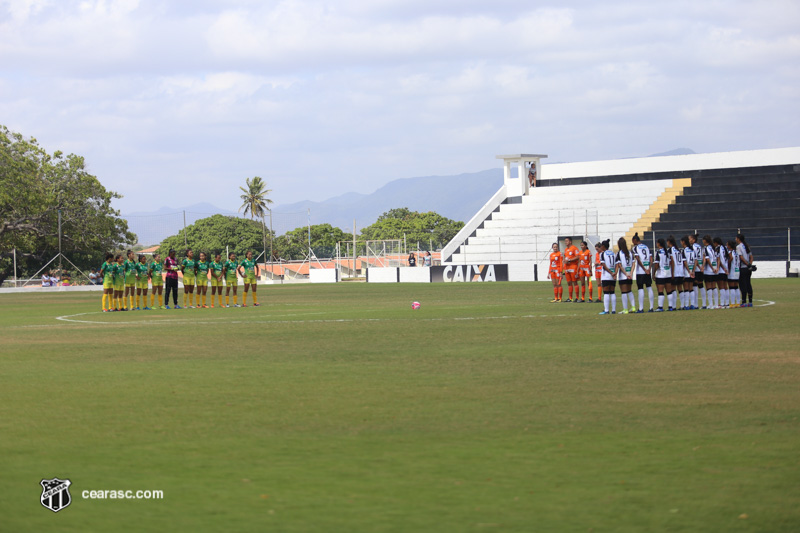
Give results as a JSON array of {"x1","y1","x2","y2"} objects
[
  {"x1": 0, "y1": 125, "x2": 135, "y2": 282},
  {"x1": 273, "y1": 223, "x2": 353, "y2": 260},
  {"x1": 157, "y1": 215, "x2": 271, "y2": 260},
  {"x1": 359, "y1": 208, "x2": 464, "y2": 249}
]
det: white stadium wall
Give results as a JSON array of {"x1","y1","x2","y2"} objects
[{"x1": 442, "y1": 147, "x2": 800, "y2": 281}]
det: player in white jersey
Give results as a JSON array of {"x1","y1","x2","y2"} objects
[
  {"x1": 680, "y1": 236, "x2": 697, "y2": 309},
  {"x1": 616, "y1": 237, "x2": 636, "y2": 314},
  {"x1": 667, "y1": 236, "x2": 684, "y2": 311},
  {"x1": 598, "y1": 239, "x2": 618, "y2": 315},
  {"x1": 714, "y1": 237, "x2": 730, "y2": 309},
  {"x1": 736, "y1": 234, "x2": 754, "y2": 307},
  {"x1": 701, "y1": 235, "x2": 719, "y2": 309},
  {"x1": 726, "y1": 241, "x2": 741, "y2": 307},
  {"x1": 631, "y1": 233, "x2": 654, "y2": 312},
  {"x1": 653, "y1": 239, "x2": 671, "y2": 312},
  {"x1": 689, "y1": 234, "x2": 706, "y2": 309}
]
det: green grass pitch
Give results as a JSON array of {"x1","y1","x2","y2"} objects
[{"x1": 1, "y1": 280, "x2": 799, "y2": 532}]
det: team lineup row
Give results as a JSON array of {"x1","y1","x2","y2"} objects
[
  {"x1": 98, "y1": 249, "x2": 262, "y2": 312},
  {"x1": 548, "y1": 234, "x2": 756, "y2": 315}
]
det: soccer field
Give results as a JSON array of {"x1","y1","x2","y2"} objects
[{"x1": 2, "y1": 280, "x2": 799, "y2": 532}]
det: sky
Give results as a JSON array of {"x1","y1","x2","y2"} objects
[{"x1": 1, "y1": 0, "x2": 798, "y2": 213}]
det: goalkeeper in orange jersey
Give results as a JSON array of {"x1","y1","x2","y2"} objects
[
  {"x1": 562, "y1": 237, "x2": 580, "y2": 302},
  {"x1": 578, "y1": 241, "x2": 593, "y2": 302},
  {"x1": 594, "y1": 242, "x2": 603, "y2": 302},
  {"x1": 547, "y1": 243, "x2": 563, "y2": 302}
]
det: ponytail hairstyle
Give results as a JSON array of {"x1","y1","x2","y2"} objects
[
  {"x1": 105, "y1": 252, "x2": 114, "y2": 261},
  {"x1": 702, "y1": 234, "x2": 712, "y2": 246},
  {"x1": 736, "y1": 233, "x2": 750, "y2": 254},
  {"x1": 713, "y1": 237, "x2": 723, "y2": 247},
  {"x1": 617, "y1": 237, "x2": 630, "y2": 260},
  {"x1": 656, "y1": 238, "x2": 667, "y2": 250},
  {"x1": 667, "y1": 235, "x2": 677, "y2": 248},
  {"x1": 601, "y1": 239, "x2": 611, "y2": 250},
  {"x1": 632, "y1": 232, "x2": 640, "y2": 243},
  {"x1": 680, "y1": 235, "x2": 690, "y2": 248},
  {"x1": 138, "y1": 254, "x2": 146, "y2": 262},
  {"x1": 727, "y1": 240, "x2": 736, "y2": 251}
]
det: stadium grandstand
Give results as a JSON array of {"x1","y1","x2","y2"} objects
[{"x1": 441, "y1": 147, "x2": 800, "y2": 281}]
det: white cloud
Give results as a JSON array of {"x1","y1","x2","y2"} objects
[{"x1": 0, "y1": 0, "x2": 797, "y2": 215}]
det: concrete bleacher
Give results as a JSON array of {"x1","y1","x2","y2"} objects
[
  {"x1": 447, "y1": 179, "x2": 681, "y2": 280},
  {"x1": 442, "y1": 147, "x2": 800, "y2": 281}
]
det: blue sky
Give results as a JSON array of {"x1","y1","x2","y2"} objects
[{"x1": 1, "y1": 0, "x2": 798, "y2": 213}]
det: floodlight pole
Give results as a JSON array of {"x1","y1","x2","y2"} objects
[
  {"x1": 13, "y1": 248, "x2": 17, "y2": 288},
  {"x1": 58, "y1": 209, "x2": 63, "y2": 278}
]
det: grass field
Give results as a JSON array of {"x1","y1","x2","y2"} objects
[{"x1": 1, "y1": 280, "x2": 799, "y2": 532}]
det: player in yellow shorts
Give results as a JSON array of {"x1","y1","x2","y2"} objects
[
  {"x1": 113, "y1": 254, "x2": 125, "y2": 311},
  {"x1": 223, "y1": 252, "x2": 239, "y2": 307},
  {"x1": 100, "y1": 253, "x2": 115, "y2": 311},
  {"x1": 237, "y1": 250, "x2": 260, "y2": 307},
  {"x1": 135, "y1": 254, "x2": 150, "y2": 310},
  {"x1": 149, "y1": 253, "x2": 164, "y2": 309},
  {"x1": 181, "y1": 249, "x2": 196, "y2": 308},
  {"x1": 123, "y1": 249, "x2": 138, "y2": 310},
  {"x1": 209, "y1": 253, "x2": 224, "y2": 308},
  {"x1": 195, "y1": 252, "x2": 210, "y2": 308}
]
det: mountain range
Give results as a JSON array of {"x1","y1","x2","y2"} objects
[{"x1": 123, "y1": 148, "x2": 695, "y2": 245}]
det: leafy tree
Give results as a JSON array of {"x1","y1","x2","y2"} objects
[
  {"x1": 157, "y1": 215, "x2": 271, "y2": 260},
  {"x1": 273, "y1": 223, "x2": 352, "y2": 260},
  {"x1": 359, "y1": 208, "x2": 464, "y2": 249},
  {"x1": 0, "y1": 125, "x2": 135, "y2": 284}
]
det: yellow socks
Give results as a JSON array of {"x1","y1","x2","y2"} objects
[
  {"x1": 233, "y1": 294, "x2": 238, "y2": 306},
  {"x1": 203, "y1": 294, "x2": 207, "y2": 307},
  {"x1": 253, "y1": 292, "x2": 258, "y2": 305},
  {"x1": 225, "y1": 294, "x2": 230, "y2": 306},
  {"x1": 219, "y1": 294, "x2": 223, "y2": 307},
  {"x1": 102, "y1": 294, "x2": 107, "y2": 311}
]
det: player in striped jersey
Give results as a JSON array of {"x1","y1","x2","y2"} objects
[
  {"x1": 631, "y1": 233, "x2": 654, "y2": 312},
  {"x1": 667, "y1": 236, "x2": 684, "y2": 311},
  {"x1": 701, "y1": 235, "x2": 719, "y2": 309},
  {"x1": 714, "y1": 237, "x2": 730, "y2": 309},
  {"x1": 680, "y1": 236, "x2": 697, "y2": 309},
  {"x1": 616, "y1": 237, "x2": 636, "y2": 314},
  {"x1": 598, "y1": 240, "x2": 617, "y2": 315},
  {"x1": 726, "y1": 241, "x2": 741, "y2": 307},
  {"x1": 578, "y1": 241, "x2": 593, "y2": 302},
  {"x1": 547, "y1": 243, "x2": 563, "y2": 303},
  {"x1": 653, "y1": 239, "x2": 671, "y2": 312},
  {"x1": 736, "y1": 234, "x2": 754, "y2": 307},
  {"x1": 689, "y1": 234, "x2": 706, "y2": 309}
]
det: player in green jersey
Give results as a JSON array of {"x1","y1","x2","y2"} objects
[
  {"x1": 149, "y1": 253, "x2": 164, "y2": 308},
  {"x1": 223, "y1": 252, "x2": 239, "y2": 307},
  {"x1": 196, "y1": 252, "x2": 210, "y2": 308},
  {"x1": 237, "y1": 250, "x2": 260, "y2": 307},
  {"x1": 210, "y1": 253, "x2": 224, "y2": 308},
  {"x1": 181, "y1": 250, "x2": 197, "y2": 308},
  {"x1": 123, "y1": 250, "x2": 138, "y2": 310},
  {"x1": 113, "y1": 254, "x2": 125, "y2": 311},
  {"x1": 134, "y1": 255, "x2": 150, "y2": 310},
  {"x1": 100, "y1": 253, "x2": 115, "y2": 311}
]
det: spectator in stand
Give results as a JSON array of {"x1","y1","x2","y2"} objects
[
  {"x1": 89, "y1": 268, "x2": 101, "y2": 285},
  {"x1": 41, "y1": 272, "x2": 51, "y2": 287},
  {"x1": 528, "y1": 162, "x2": 537, "y2": 188},
  {"x1": 408, "y1": 253, "x2": 416, "y2": 267},
  {"x1": 423, "y1": 251, "x2": 432, "y2": 267}
]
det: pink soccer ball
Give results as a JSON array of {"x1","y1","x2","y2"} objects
[{"x1": 411, "y1": 301, "x2": 421, "y2": 310}]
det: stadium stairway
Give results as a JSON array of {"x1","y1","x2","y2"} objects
[{"x1": 642, "y1": 164, "x2": 800, "y2": 261}]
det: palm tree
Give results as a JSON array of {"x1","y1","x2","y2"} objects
[
  {"x1": 239, "y1": 176, "x2": 273, "y2": 220},
  {"x1": 239, "y1": 176, "x2": 274, "y2": 276}
]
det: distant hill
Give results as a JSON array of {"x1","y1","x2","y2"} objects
[{"x1": 124, "y1": 149, "x2": 695, "y2": 244}]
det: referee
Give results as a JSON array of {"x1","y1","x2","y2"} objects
[{"x1": 164, "y1": 249, "x2": 180, "y2": 309}]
